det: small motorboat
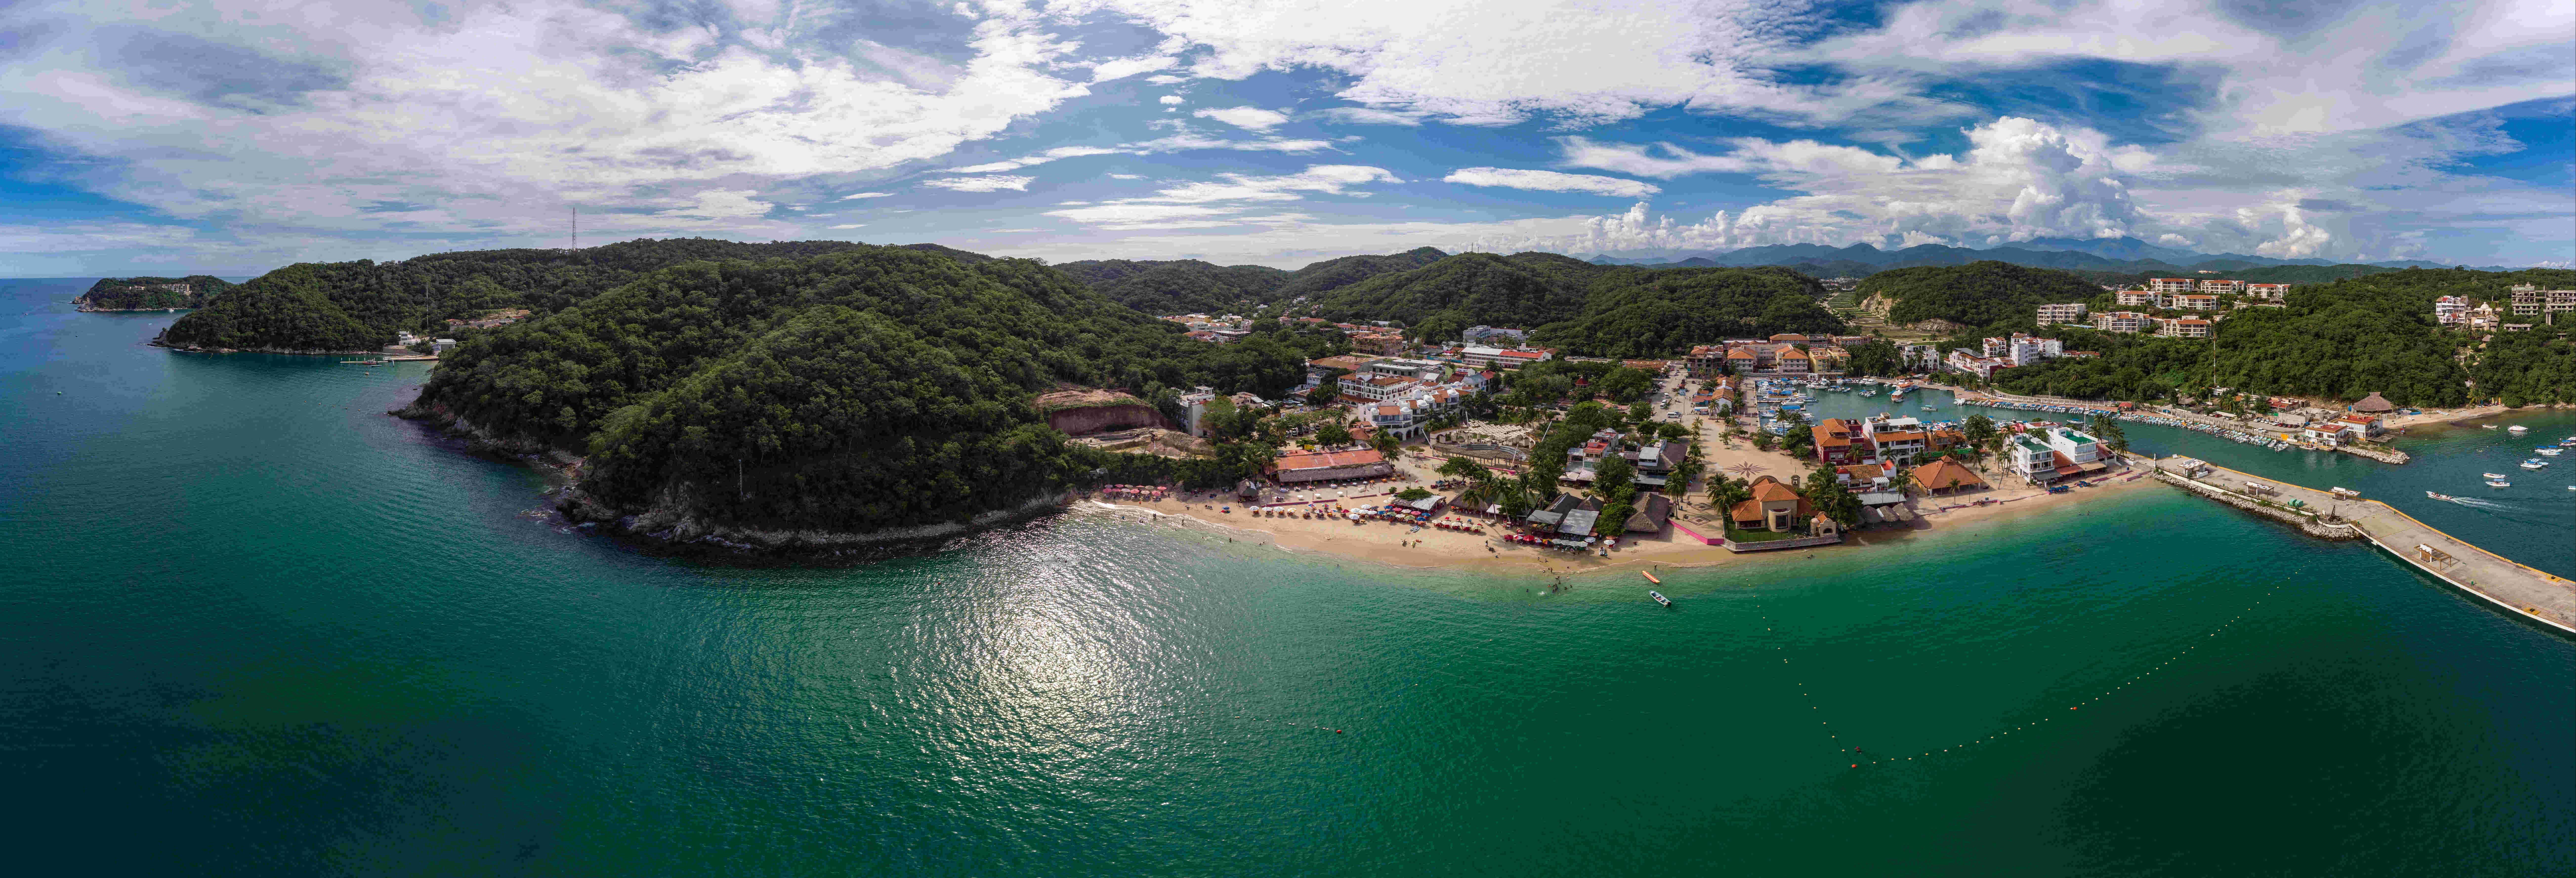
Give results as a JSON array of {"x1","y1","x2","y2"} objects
[
  {"x1": 2483, "y1": 472, "x2": 2508, "y2": 479},
  {"x1": 2426, "y1": 491, "x2": 2456, "y2": 501},
  {"x1": 2486, "y1": 479, "x2": 2511, "y2": 488},
  {"x1": 2521, "y1": 459, "x2": 2549, "y2": 470},
  {"x1": 2506, "y1": 425, "x2": 2528, "y2": 433},
  {"x1": 2537, "y1": 448, "x2": 2562, "y2": 456},
  {"x1": 1648, "y1": 590, "x2": 1672, "y2": 608},
  {"x1": 2481, "y1": 424, "x2": 2498, "y2": 429}
]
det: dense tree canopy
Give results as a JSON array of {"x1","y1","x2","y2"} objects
[
  {"x1": 1992, "y1": 267, "x2": 2576, "y2": 406},
  {"x1": 1529, "y1": 266, "x2": 1836, "y2": 357},
  {"x1": 77, "y1": 275, "x2": 235, "y2": 310},
  {"x1": 1859, "y1": 261, "x2": 2101, "y2": 330},
  {"x1": 407, "y1": 246, "x2": 1313, "y2": 533},
  {"x1": 159, "y1": 238, "x2": 884, "y2": 351}
]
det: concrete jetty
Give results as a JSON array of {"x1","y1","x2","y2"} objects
[{"x1": 2155, "y1": 456, "x2": 2574, "y2": 635}]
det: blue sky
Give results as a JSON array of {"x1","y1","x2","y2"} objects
[{"x1": 0, "y1": 0, "x2": 2568, "y2": 276}]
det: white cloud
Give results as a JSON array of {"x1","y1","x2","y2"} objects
[
  {"x1": 1193, "y1": 107, "x2": 1291, "y2": 131},
  {"x1": 1315, "y1": 107, "x2": 1431, "y2": 126},
  {"x1": 839, "y1": 192, "x2": 895, "y2": 200},
  {"x1": 1045, "y1": 164, "x2": 1400, "y2": 228},
  {"x1": 922, "y1": 175, "x2": 1035, "y2": 192},
  {"x1": 1444, "y1": 167, "x2": 1660, "y2": 198},
  {"x1": 1108, "y1": 173, "x2": 1145, "y2": 179},
  {"x1": 1159, "y1": 95, "x2": 1185, "y2": 105},
  {"x1": 949, "y1": 146, "x2": 1125, "y2": 173},
  {"x1": 829, "y1": 224, "x2": 867, "y2": 229}
]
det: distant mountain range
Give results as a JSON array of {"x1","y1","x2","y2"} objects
[{"x1": 1583, "y1": 237, "x2": 2500, "y2": 274}]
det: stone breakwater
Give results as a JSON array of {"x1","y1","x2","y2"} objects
[{"x1": 2153, "y1": 470, "x2": 2364, "y2": 540}]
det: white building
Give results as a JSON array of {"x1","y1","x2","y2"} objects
[
  {"x1": 1982, "y1": 333, "x2": 2063, "y2": 367},
  {"x1": 2158, "y1": 318, "x2": 2212, "y2": 338},
  {"x1": 2197, "y1": 279, "x2": 2244, "y2": 295},
  {"x1": 2007, "y1": 426, "x2": 2105, "y2": 485},
  {"x1": 2147, "y1": 278, "x2": 2196, "y2": 295},
  {"x1": 2093, "y1": 311, "x2": 2154, "y2": 333},
  {"x1": 2116, "y1": 290, "x2": 2163, "y2": 307},
  {"x1": 1946, "y1": 349, "x2": 2007, "y2": 379},
  {"x1": 2036, "y1": 303, "x2": 2087, "y2": 325},
  {"x1": 1860, "y1": 415, "x2": 1933, "y2": 466},
  {"x1": 2433, "y1": 295, "x2": 2471, "y2": 325},
  {"x1": 2167, "y1": 294, "x2": 2220, "y2": 311},
  {"x1": 2246, "y1": 283, "x2": 2290, "y2": 301},
  {"x1": 1365, "y1": 357, "x2": 1447, "y2": 381}
]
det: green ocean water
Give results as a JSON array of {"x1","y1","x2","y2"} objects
[{"x1": 4, "y1": 279, "x2": 2571, "y2": 875}]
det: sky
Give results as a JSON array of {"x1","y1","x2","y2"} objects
[{"x1": 0, "y1": 0, "x2": 2569, "y2": 276}]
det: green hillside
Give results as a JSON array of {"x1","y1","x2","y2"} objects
[{"x1": 158, "y1": 239, "x2": 881, "y2": 352}]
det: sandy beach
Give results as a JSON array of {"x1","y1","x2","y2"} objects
[
  {"x1": 2385, "y1": 402, "x2": 2572, "y2": 430},
  {"x1": 1082, "y1": 410, "x2": 2161, "y2": 578}
]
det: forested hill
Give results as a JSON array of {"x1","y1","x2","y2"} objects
[
  {"x1": 76, "y1": 275, "x2": 235, "y2": 310},
  {"x1": 1051, "y1": 246, "x2": 1447, "y2": 314},
  {"x1": 156, "y1": 239, "x2": 880, "y2": 352},
  {"x1": 1991, "y1": 267, "x2": 2576, "y2": 408},
  {"x1": 1529, "y1": 267, "x2": 1836, "y2": 357},
  {"x1": 411, "y1": 245, "x2": 1315, "y2": 538},
  {"x1": 1050, "y1": 259, "x2": 1291, "y2": 314},
  {"x1": 1297, "y1": 251, "x2": 1841, "y2": 355},
  {"x1": 1858, "y1": 262, "x2": 2102, "y2": 330}
]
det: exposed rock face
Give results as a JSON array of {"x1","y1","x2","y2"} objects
[{"x1": 1032, "y1": 388, "x2": 1177, "y2": 435}]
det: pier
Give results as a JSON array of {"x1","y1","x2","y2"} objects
[{"x1": 2155, "y1": 456, "x2": 2574, "y2": 635}]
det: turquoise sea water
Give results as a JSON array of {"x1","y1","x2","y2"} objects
[{"x1": 5, "y1": 278, "x2": 2571, "y2": 875}]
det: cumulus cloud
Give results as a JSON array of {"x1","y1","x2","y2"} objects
[
  {"x1": 829, "y1": 224, "x2": 867, "y2": 229},
  {"x1": 1193, "y1": 107, "x2": 1292, "y2": 131},
  {"x1": 1443, "y1": 167, "x2": 1661, "y2": 198},
  {"x1": 1159, "y1": 95, "x2": 1185, "y2": 105},
  {"x1": 922, "y1": 175, "x2": 1035, "y2": 192},
  {"x1": 839, "y1": 192, "x2": 895, "y2": 200}
]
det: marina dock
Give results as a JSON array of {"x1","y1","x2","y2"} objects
[{"x1": 2155, "y1": 456, "x2": 2574, "y2": 635}]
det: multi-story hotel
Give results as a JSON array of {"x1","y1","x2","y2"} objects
[
  {"x1": 2036, "y1": 302, "x2": 2087, "y2": 324},
  {"x1": 2092, "y1": 311, "x2": 2154, "y2": 333}
]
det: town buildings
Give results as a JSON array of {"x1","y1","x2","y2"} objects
[
  {"x1": 1945, "y1": 349, "x2": 2007, "y2": 380},
  {"x1": 1271, "y1": 449, "x2": 1395, "y2": 483},
  {"x1": 2246, "y1": 283, "x2": 2290, "y2": 301},
  {"x1": 2167, "y1": 294, "x2": 2219, "y2": 311},
  {"x1": 1349, "y1": 331, "x2": 1409, "y2": 354},
  {"x1": 2197, "y1": 279, "x2": 2245, "y2": 295},
  {"x1": 2036, "y1": 302, "x2": 2087, "y2": 324},
  {"x1": 2148, "y1": 278, "x2": 2197, "y2": 295},
  {"x1": 1982, "y1": 332, "x2": 2063, "y2": 367},
  {"x1": 2116, "y1": 290, "x2": 2163, "y2": 307},
  {"x1": 1810, "y1": 418, "x2": 1869, "y2": 466},
  {"x1": 1459, "y1": 346, "x2": 1554, "y2": 370}
]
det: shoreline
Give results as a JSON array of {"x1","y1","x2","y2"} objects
[{"x1": 1077, "y1": 463, "x2": 2162, "y2": 579}]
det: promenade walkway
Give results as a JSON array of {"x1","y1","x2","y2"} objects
[{"x1": 2158, "y1": 457, "x2": 2575, "y2": 635}]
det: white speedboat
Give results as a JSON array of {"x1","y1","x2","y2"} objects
[
  {"x1": 2426, "y1": 491, "x2": 2456, "y2": 501},
  {"x1": 2481, "y1": 424, "x2": 2498, "y2": 429},
  {"x1": 2482, "y1": 472, "x2": 2507, "y2": 479},
  {"x1": 2506, "y1": 424, "x2": 2528, "y2": 433},
  {"x1": 2486, "y1": 479, "x2": 2511, "y2": 488},
  {"x1": 2521, "y1": 459, "x2": 2549, "y2": 470},
  {"x1": 2537, "y1": 448, "x2": 2562, "y2": 456},
  {"x1": 1648, "y1": 590, "x2": 1672, "y2": 607}
]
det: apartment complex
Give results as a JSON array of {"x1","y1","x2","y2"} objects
[
  {"x1": 2036, "y1": 302, "x2": 2087, "y2": 324},
  {"x1": 2158, "y1": 317, "x2": 2212, "y2": 338},
  {"x1": 2092, "y1": 311, "x2": 2154, "y2": 333}
]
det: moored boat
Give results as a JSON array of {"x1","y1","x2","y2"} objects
[
  {"x1": 2486, "y1": 479, "x2": 2511, "y2": 488},
  {"x1": 2506, "y1": 425, "x2": 2528, "y2": 433},
  {"x1": 1647, "y1": 590, "x2": 1672, "y2": 607},
  {"x1": 2483, "y1": 472, "x2": 2507, "y2": 479}
]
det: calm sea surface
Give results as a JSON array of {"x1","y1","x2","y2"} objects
[{"x1": 5, "y1": 278, "x2": 2571, "y2": 875}]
